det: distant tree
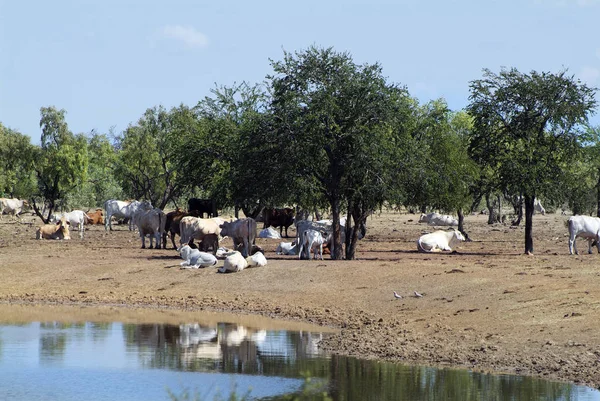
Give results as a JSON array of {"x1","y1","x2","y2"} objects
[
  {"x1": 0, "y1": 123, "x2": 37, "y2": 198},
  {"x1": 114, "y1": 106, "x2": 182, "y2": 209},
  {"x1": 33, "y1": 106, "x2": 88, "y2": 223},
  {"x1": 468, "y1": 68, "x2": 597, "y2": 254},
  {"x1": 269, "y1": 46, "x2": 413, "y2": 259}
]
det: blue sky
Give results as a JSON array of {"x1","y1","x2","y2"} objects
[{"x1": 1, "y1": 0, "x2": 599, "y2": 144}]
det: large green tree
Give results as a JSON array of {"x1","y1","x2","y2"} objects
[
  {"x1": 0, "y1": 123, "x2": 37, "y2": 199},
  {"x1": 114, "y1": 106, "x2": 181, "y2": 209},
  {"x1": 33, "y1": 106, "x2": 88, "y2": 223},
  {"x1": 467, "y1": 68, "x2": 597, "y2": 254},
  {"x1": 269, "y1": 46, "x2": 413, "y2": 259}
]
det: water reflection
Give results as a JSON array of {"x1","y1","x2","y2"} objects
[{"x1": 0, "y1": 320, "x2": 598, "y2": 401}]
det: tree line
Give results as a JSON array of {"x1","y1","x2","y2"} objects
[{"x1": 0, "y1": 46, "x2": 597, "y2": 257}]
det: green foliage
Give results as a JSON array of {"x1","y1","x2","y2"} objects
[
  {"x1": 467, "y1": 68, "x2": 597, "y2": 252},
  {"x1": 0, "y1": 122, "x2": 37, "y2": 198},
  {"x1": 33, "y1": 106, "x2": 88, "y2": 222},
  {"x1": 269, "y1": 45, "x2": 413, "y2": 259},
  {"x1": 114, "y1": 106, "x2": 182, "y2": 209}
]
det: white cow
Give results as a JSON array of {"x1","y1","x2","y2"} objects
[
  {"x1": 179, "y1": 244, "x2": 218, "y2": 268},
  {"x1": 298, "y1": 229, "x2": 325, "y2": 260},
  {"x1": 275, "y1": 241, "x2": 298, "y2": 255},
  {"x1": 417, "y1": 229, "x2": 465, "y2": 253},
  {"x1": 0, "y1": 198, "x2": 29, "y2": 221},
  {"x1": 52, "y1": 210, "x2": 90, "y2": 238},
  {"x1": 104, "y1": 199, "x2": 152, "y2": 231},
  {"x1": 258, "y1": 227, "x2": 282, "y2": 239},
  {"x1": 568, "y1": 215, "x2": 600, "y2": 255},
  {"x1": 246, "y1": 251, "x2": 267, "y2": 267},
  {"x1": 133, "y1": 207, "x2": 166, "y2": 249},
  {"x1": 179, "y1": 216, "x2": 222, "y2": 248},
  {"x1": 419, "y1": 212, "x2": 458, "y2": 226},
  {"x1": 218, "y1": 251, "x2": 248, "y2": 273},
  {"x1": 534, "y1": 199, "x2": 546, "y2": 215},
  {"x1": 295, "y1": 217, "x2": 365, "y2": 258}
]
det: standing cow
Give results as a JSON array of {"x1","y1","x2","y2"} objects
[
  {"x1": 298, "y1": 229, "x2": 325, "y2": 260},
  {"x1": 188, "y1": 198, "x2": 218, "y2": 218},
  {"x1": 133, "y1": 207, "x2": 166, "y2": 249},
  {"x1": 263, "y1": 207, "x2": 295, "y2": 237},
  {"x1": 179, "y1": 216, "x2": 223, "y2": 248},
  {"x1": 163, "y1": 208, "x2": 190, "y2": 249},
  {"x1": 568, "y1": 215, "x2": 600, "y2": 255},
  {"x1": 104, "y1": 199, "x2": 152, "y2": 231},
  {"x1": 219, "y1": 218, "x2": 257, "y2": 258},
  {"x1": 51, "y1": 210, "x2": 90, "y2": 238},
  {"x1": 0, "y1": 198, "x2": 29, "y2": 221}
]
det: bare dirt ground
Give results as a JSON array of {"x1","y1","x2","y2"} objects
[{"x1": 0, "y1": 211, "x2": 599, "y2": 388}]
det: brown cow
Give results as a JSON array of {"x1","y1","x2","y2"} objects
[
  {"x1": 263, "y1": 207, "x2": 295, "y2": 238},
  {"x1": 85, "y1": 208, "x2": 105, "y2": 225},
  {"x1": 163, "y1": 208, "x2": 190, "y2": 249},
  {"x1": 36, "y1": 217, "x2": 71, "y2": 240}
]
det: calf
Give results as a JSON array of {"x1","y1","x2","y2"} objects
[
  {"x1": 246, "y1": 251, "x2": 267, "y2": 267},
  {"x1": 197, "y1": 233, "x2": 219, "y2": 255},
  {"x1": 36, "y1": 217, "x2": 71, "y2": 240},
  {"x1": 568, "y1": 215, "x2": 600, "y2": 255},
  {"x1": 417, "y1": 229, "x2": 465, "y2": 253},
  {"x1": 298, "y1": 229, "x2": 325, "y2": 260}
]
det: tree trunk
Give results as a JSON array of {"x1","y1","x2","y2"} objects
[
  {"x1": 486, "y1": 194, "x2": 495, "y2": 224},
  {"x1": 511, "y1": 194, "x2": 523, "y2": 226},
  {"x1": 597, "y1": 168, "x2": 600, "y2": 217},
  {"x1": 345, "y1": 202, "x2": 368, "y2": 260},
  {"x1": 524, "y1": 194, "x2": 535, "y2": 255},
  {"x1": 497, "y1": 194, "x2": 502, "y2": 224},
  {"x1": 330, "y1": 197, "x2": 343, "y2": 260},
  {"x1": 457, "y1": 208, "x2": 470, "y2": 241}
]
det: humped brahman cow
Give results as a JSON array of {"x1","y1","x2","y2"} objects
[
  {"x1": 179, "y1": 244, "x2": 218, "y2": 268},
  {"x1": 416, "y1": 229, "x2": 465, "y2": 253},
  {"x1": 298, "y1": 229, "x2": 325, "y2": 260},
  {"x1": 419, "y1": 212, "x2": 458, "y2": 227},
  {"x1": 104, "y1": 199, "x2": 153, "y2": 231},
  {"x1": 179, "y1": 216, "x2": 223, "y2": 248},
  {"x1": 133, "y1": 207, "x2": 166, "y2": 249},
  {"x1": 52, "y1": 210, "x2": 90, "y2": 238},
  {"x1": 218, "y1": 251, "x2": 248, "y2": 273},
  {"x1": 219, "y1": 218, "x2": 257, "y2": 258},
  {"x1": 0, "y1": 198, "x2": 29, "y2": 221},
  {"x1": 36, "y1": 217, "x2": 71, "y2": 240},
  {"x1": 568, "y1": 215, "x2": 600, "y2": 255}
]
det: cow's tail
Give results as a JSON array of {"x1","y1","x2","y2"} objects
[{"x1": 83, "y1": 211, "x2": 91, "y2": 224}]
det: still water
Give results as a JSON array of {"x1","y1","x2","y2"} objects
[{"x1": 0, "y1": 316, "x2": 598, "y2": 400}]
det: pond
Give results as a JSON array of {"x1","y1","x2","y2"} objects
[{"x1": 0, "y1": 305, "x2": 598, "y2": 401}]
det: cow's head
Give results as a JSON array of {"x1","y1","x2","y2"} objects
[{"x1": 57, "y1": 217, "x2": 71, "y2": 240}]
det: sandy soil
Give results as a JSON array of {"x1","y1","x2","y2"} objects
[{"x1": 0, "y1": 211, "x2": 599, "y2": 388}]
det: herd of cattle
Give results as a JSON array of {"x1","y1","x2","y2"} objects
[{"x1": 3, "y1": 196, "x2": 600, "y2": 260}]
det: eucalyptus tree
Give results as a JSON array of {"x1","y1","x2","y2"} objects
[
  {"x1": 467, "y1": 68, "x2": 597, "y2": 254},
  {"x1": 33, "y1": 106, "x2": 88, "y2": 223},
  {"x1": 114, "y1": 106, "x2": 182, "y2": 209},
  {"x1": 269, "y1": 46, "x2": 413, "y2": 259},
  {"x1": 0, "y1": 122, "x2": 37, "y2": 199}
]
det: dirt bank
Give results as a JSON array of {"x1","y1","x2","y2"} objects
[{"x1": 0, "y1": 211, "x2": 598, "y2": 388}]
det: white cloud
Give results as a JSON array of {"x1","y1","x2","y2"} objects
[
  {"x1": 579, "y1": 66, "x2": 600, "y2": 85},
  {"x1": 162, "y1": 25, "x2": 209, "y2": 48}
]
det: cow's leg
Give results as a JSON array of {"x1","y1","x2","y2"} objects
[
  {"x1": 318, "y1": 243, "x2": 323, "y2": 260},
  {"x1": 587, "y1": 239, "x2": 593, "y2": 254},
  {"x1": 568, "y1": 235, "x2": 576, "y2": 255},
  {"x1": 242, "y1": 238, "x2": 249, "y2": 258},
  {"x1": 155, "y1": 232, "x2": 161, "y2": 249},
  {"x1": 141, "y1": 234, "x2": 146, "y2": 249}
]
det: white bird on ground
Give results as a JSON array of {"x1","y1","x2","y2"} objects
[
  {"x1": 393, "y1": 291, "x2": 402, "y2": 299},
  {"x1": 414, "y1": 291, "x2": 423, "y2": 298}
]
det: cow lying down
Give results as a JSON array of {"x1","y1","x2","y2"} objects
[
  {"x1": 218, "y1": 251, "x2": 268, "y2": 273},
  {"x1": 36, "y1": 217, "x2": 71, "y2": 240},
  {"x1": 179, "y1": 245, "x2": 218, "y2": 268},
  {"x1": 417, "y1": 229, "x2": 465, "y2": 253}
]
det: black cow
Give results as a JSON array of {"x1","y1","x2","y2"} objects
[
  {"x1": 188, "y1": 198, "x2": 218, "y2": 218},
  {"x1": 263, "y1": 207, "x2": 295, "y2": 238}
]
